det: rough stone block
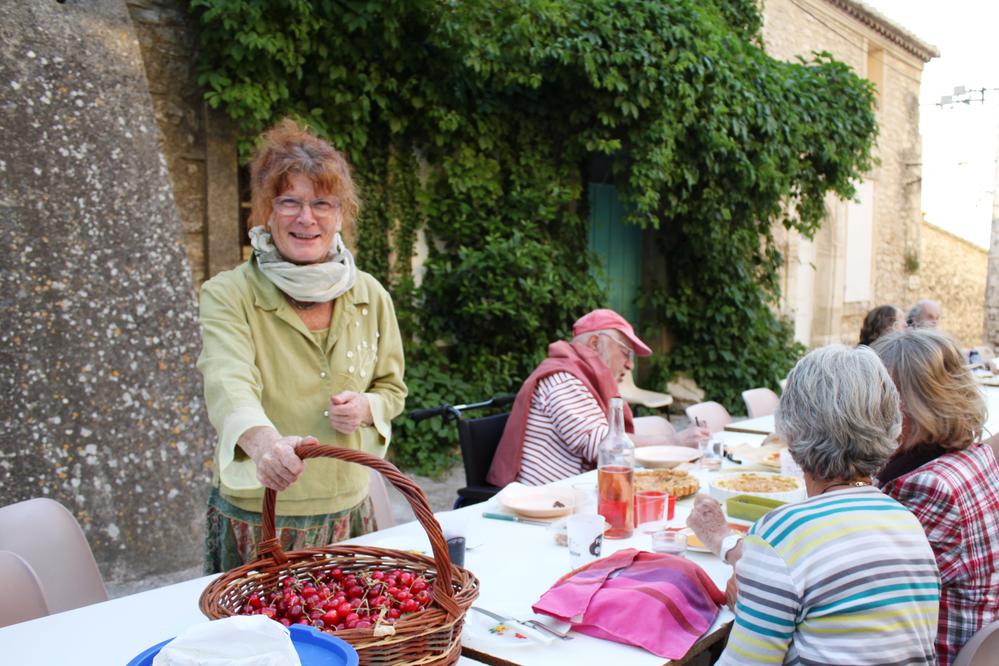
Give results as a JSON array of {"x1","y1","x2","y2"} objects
[{"x1": 0, "y1": 0, "x2": 214, "y2": 585}]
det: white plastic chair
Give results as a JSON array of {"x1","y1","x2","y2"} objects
[
  {"x1": 0, "y1": 550, "x2": 50, "y2": 627},
  {"x1": 0, "y1": 498, "x2": 107, "y2": 613},
  {"x1": 368, "y1": 468, "x2": 396, "y2": 531},
  {"x1": 633, "y1": 415, "x2": 677, "y2": 438},
  {"x1": 685, "y1": 401, "x2": 732, "y2": 434},
  {"x1": 741, "y1": 387, "x2": 780, "y2": 419},
  {"x1": 619, "y1": 370, "x2": 673, "y2": 411},
  {"x1": 954, "y1": 619, "x2": 999, "y2": 666}
]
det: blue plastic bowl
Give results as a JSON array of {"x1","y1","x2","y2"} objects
[{"x1": 126, "y1": 623, "x2": 359, "y2": 666}]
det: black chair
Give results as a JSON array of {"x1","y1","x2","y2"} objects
[{"x1": 455, "y1": 412, "x2": 510, "y2": 507}]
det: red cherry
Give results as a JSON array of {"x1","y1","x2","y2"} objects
[{"x1": 322, "y1": 610, "x2": 339, "y2": 625}]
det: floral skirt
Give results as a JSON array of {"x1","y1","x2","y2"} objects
[{"x1": 204, "y1": 487, "x2": 376, "y2": 574}]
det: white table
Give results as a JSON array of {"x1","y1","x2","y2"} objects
[
  {"x1": 0, "y1": 467, "x2": 739, "y2": 665},
  {"x1": 0, "y1": 574, "x2": 487, "y2": 664},
  {"x1": 982, "y1": 385, "x2": 999, "y2": 438},
  {"x1": 723, "y1": 414, "x2": 774, "y2": 435},
  {"x1": 439, "y1": 467, "x2": 737, "y2": 666}
]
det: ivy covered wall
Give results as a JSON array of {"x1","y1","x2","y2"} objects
[{"x1": 189, "y1": 0, "x2": 877, "y2": 473}]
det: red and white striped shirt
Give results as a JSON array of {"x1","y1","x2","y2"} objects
[{"x1": 516, "y1": 372, "x2": 609, "y2": 486}]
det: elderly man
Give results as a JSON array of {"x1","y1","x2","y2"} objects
[
  {"x1": 487, "y1": 309, "x2": 709, "y2": 487},
  {"x1": 907, "y1": 299, "x2": 941, "y2": 328}
]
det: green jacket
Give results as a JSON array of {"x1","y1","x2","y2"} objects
[{"x1": 197, "y1": 259, "x2": 407, "y2": 516}]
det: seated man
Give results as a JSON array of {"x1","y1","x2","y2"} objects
[
  {"x1": 907, "y1": 298, "x2": 941, "y2": 328},
  {"x1": 487, "y1": 309, "x2": 709, "y2": 487}
]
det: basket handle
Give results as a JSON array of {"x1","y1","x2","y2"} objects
[{"x1": 257, "y1": 444, "x2": 461, "y2": 619}]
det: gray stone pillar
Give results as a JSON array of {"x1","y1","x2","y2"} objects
[{"x1": 0, "y1": 0, "x2": 213, "y2": 584}]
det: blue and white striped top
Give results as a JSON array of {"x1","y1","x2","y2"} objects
[{"x1": 717, "y1": 486, "x2": 940, "y2": 665}]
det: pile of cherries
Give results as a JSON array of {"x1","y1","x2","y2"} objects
[{"x1": 239, "y1": 567, "x2": 434, "y2": 631}]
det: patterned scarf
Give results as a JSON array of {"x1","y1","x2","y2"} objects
[{"x1": 249, "y1": 225, "x2": 356, "y2": 302}]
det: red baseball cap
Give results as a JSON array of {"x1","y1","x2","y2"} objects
[{"x1": 572, "y1": 309, "x2": 652, "y2": 357}]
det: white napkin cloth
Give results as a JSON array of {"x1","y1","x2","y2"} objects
[{"x1": 152, "y1": 615, "x2": 301, "y2": 666}]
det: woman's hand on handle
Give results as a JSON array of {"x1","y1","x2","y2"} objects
[{"x1": 238, "y1": 426, "x2": 312, "y2": 491}]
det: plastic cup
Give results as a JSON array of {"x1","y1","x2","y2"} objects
[
  {"x1": 567, "y1": 514, "x2": 605, "y2": 569},
  {"x1": 651, "y1": 530, "x2": 688, "y2": 555},
  {"x1": 634, "y1": 490, "x2": 667, "y2": 528},
  {"x1": 666, "y1": 495, "x2": 676, "y2": 520},
  {"x1": 437, "y1": 510, "x2": 469, "y2": 567}
]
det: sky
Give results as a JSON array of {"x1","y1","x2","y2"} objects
[{"x1": 861, "y1": 0, "x2": 999, "y2": 249}]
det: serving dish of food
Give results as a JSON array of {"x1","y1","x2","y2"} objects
[
  {"x1": 709, "y1": 472, "x2": 805, "y2": 503},
  {"x1": 634, "y1": 469, "x2": 700, "y2": 498}
]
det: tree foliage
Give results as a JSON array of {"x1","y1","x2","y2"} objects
[{"x1": 190, "y1": 0, "x2": 877, "y2": 473}]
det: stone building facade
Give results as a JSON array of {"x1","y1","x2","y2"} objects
[
  {"x1": 4, "y1": 0, "x2": 979, "y2": 589},
  {"x1": 920, "y1": 221, "x2": 988, "y2": 347},
  {"x1": 761, "y1": 0, "x2": 939, "y2": 348}
]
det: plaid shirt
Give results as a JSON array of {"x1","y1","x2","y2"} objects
[{"x1": 881, "y1": 443, "x2": 999, "y2": 666}]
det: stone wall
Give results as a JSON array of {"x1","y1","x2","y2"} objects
[
  {"x1": 0, "y1": 0, "x2": 214, "y2": 584},
  {"x1": 763, "y1": 0, "x2": 932, "y2": 347},
  {"x1": 125, "y1": 0, "x2": 242, "y2": 286},
  {"x1": 125, "y1": 0, "x2": 206, "y2": 284},
  {"x1": 920, "y1": 221, "x2": 987, "y2": 347}
]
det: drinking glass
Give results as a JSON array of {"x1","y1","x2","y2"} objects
[
  {"x1": 634, "y1": 490, "x2": 667, "y2": 530},
  {"x1": 699, "y1": 437, "x2": 722, "y2": 472},
  {"x1": 651, "y1": 530, "x2": 688, "y2": 555},
  {"x1": 572, "y1": 482, "x2": 598, "y2": 515}
]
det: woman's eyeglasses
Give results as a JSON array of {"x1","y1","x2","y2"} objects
[{"x1": 272, "y1": 196, "x2": 340, "y2": 219}]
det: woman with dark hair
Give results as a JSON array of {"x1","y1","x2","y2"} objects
[
  {"x1": 872, "y1": 329, "x2": 999, "y2": 665},
  {"x1": 197, "y1": 119, "x2": 407, "y2": 572},
  {"x1": 858, "y1": 304, "x2": 906, "y2": 346}
]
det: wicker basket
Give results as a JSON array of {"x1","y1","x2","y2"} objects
[{"x1": 200, "y1": 444, "x2": 480, "y2": 666}]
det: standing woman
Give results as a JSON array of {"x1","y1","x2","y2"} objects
[
  {"x1": 872, "y1": 329, "x2": 999, "y2": 666},
  {"x1": 198, "y1": 119, "x2": 407, "y2": 572}
]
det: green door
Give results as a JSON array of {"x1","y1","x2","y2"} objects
[{"x1": 587, "y1": 183, "x2": 642, "y2": 324}]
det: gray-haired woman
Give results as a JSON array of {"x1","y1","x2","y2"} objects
[{"x1": 689, "y1": 345, "x2": 940, "y2": 664}]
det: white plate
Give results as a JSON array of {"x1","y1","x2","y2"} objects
[
  {"x1": 635, "y1": 445, "x2": 701, "y2": 469},
  {"x1": 462, "y1": 609, "x2": 554, "y2": 649},
  {"x1": 496, "y1": 483, "x2": 576, "y2": 519},
  {"x1": 709, "y1": 472, "x2": 806, "y2": 504}
]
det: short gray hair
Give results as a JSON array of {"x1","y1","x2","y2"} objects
[{"x1": 777, "y1": 345, "x2": 901, "y2": 481}]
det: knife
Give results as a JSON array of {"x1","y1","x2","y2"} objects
[{"x1": 481, "y1": 512, "x2": 550, "y2": 526}]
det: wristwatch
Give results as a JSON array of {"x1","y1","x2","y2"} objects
[{"x1": 718, "y1": 533, "x2": 742, "y2": 563}]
